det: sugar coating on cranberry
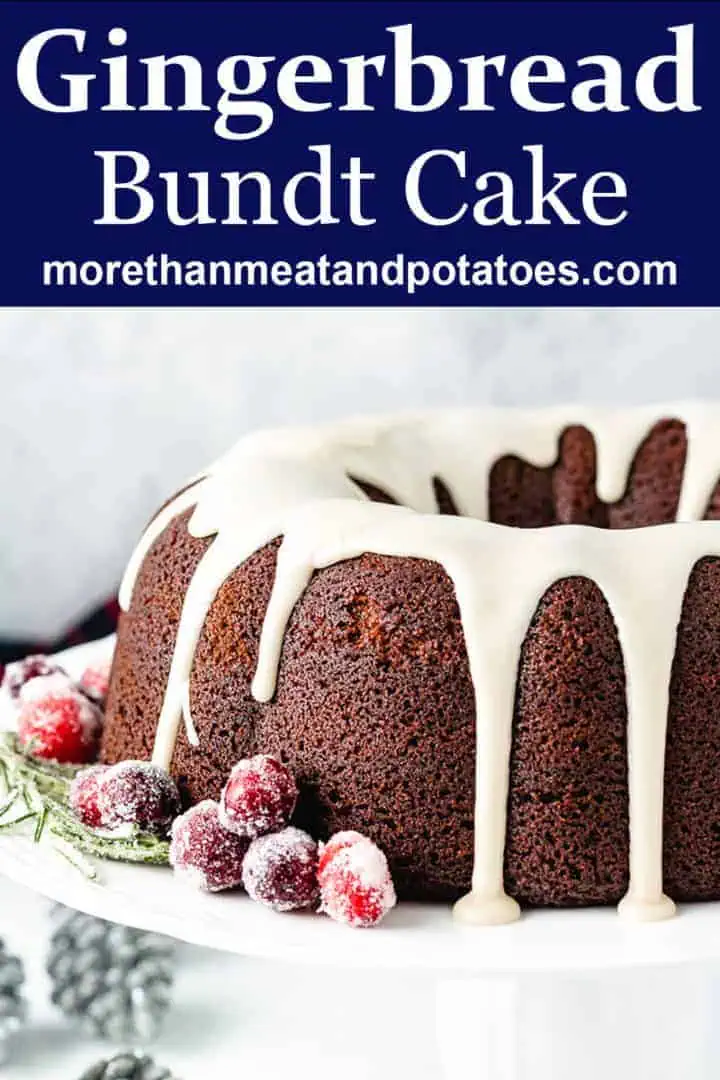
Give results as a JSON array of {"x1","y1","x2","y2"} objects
[
  {"x1": 79, "y1": 658, "x2": 113, "y2": 705},
  {"x1": 97, "y1": 760, "x2": 181, "y2": 836},
  {"x1": 2, "y1": 655, "x2": 67, "y2": 702},
  {"x1": 242, "y1": 827, "x2": 319, "y2": 913},
  {"x1": 318, "y1": 834, "x2": 396, "y2": 928},
  {"x1": 317, "y1": 831, "x2": 367, "y2": 879},
  {"x1": 170, "y1": 801, "x2": 249, "y2": 891},
  {"x1": 69, "y1": 765, "x2": 109, "y2": 828},
  {"x1": 17, "y1": 673, "x2": 103, "y2": 763},
  {"x1": 219, "y1": 755, "x2": 298, "y2": 839}
]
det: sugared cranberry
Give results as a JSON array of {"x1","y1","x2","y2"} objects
[
  {"x1": 219, "y1": 755, "x2": 298, "y2": 839},
  {"x1": 79, "y1": 658, "x2": 112, "y2": 706},
  {"x1": 242, "y1": 827, "x2": 319, "y2": 912},
  {"x1": 317, "y1": 830, "x2": 367, "y2": 879},
  {"x1": 97, "y1": 761, "x2": 181, "y2": 836},
  {"x1": 2, "y1": 656, "x2": 66, "y2": 702},
  {"x1": 318, "y1": 833, "x2": 396, "y2": 928},
  {"x1": 69, "y1": 765, "x2": 109, "y2": 827},
  {"x1": 170, "y1": 801, "x2": 249, "y2": 891},
  {"x1": 17, "y1": 673, "x2": 103, "y2": 763}
]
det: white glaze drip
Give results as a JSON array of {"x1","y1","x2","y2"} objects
[
  {"x1": 118, "y1": 406, "x2": 720, "y2": 925},
  {"x1": 181, "y1": 681, "x2": 199, "y2": 748},
  {"x1": 119, "y1": 480, "x2": 206, "y2": 611}
]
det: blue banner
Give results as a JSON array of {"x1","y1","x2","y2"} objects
[{"x1": 0, "y1": 0, "x2": 716, "y2": 304}]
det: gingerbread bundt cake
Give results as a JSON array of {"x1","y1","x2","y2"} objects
[{"x1": 101, "y1": 406, "x2": 720, "y2": 925}]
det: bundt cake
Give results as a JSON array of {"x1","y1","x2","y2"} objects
[{"x1": 101, "y1": 405, "x2": 720, "y2": 926}]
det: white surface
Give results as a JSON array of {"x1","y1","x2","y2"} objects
[{"x1": 2, "y1": 307, "x2": 720, "y2": 637}]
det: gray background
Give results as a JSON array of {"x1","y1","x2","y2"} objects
[{"x1": 1, "y1": 306, "x2": 718, "y2": 637}]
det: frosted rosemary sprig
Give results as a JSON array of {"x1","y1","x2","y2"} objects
[
  {"x1": 45, "y1": 794, "x2": 170, "y2": 865},
  {"x1": 0, "y1": 733, "x2": 170, "y2": 870}
]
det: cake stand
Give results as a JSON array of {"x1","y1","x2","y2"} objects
[{"x1": 1, "y1": 640, "x2": 719, "y2": 1080}]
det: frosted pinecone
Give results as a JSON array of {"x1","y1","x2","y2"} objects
[
  {"x1": 78, "y1": 1051, "x2": 178, "y2": 1080},
  {"x1": 48, "y1": 907, "x2": 174, "y2": 1042},
  {"x1": 0, "y1": 939, "x2": 26, "y2": 1062}
]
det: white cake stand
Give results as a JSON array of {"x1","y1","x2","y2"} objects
[{"x1": 1, "y1": 639, "x2": 719, "y2": 1080}]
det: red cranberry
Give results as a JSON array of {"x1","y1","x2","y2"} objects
[
  {"x1": 317, "y1": 830, "x2": 367, "y2": 879},
  {"x1": 170, "y1": 801, "x2": 249, "y2": 891},
  {"x1": 3, "y1": 656, "x2": 66, "y2": 702},
  {"x1": 318, "y1": 833, "x2": 396, "y2": 928},
  {"x1": 219, "y1": 755, "x2": 297, "y2": 839},
  {"x1": 97, "y1": 761, "x2": 180, "y2": 836},
  {"x1": 17, "y1": 674, "x2": 103, "y2": 763},
  {"x1": 79, "y1": 658, "x2": 112, "y2": 706},
  {"x1": 69, "y1": 765, "x2": 109, "y2": 827},
  {"x1": 242, "y1": 827, "x2": 319, "y2": 912}
]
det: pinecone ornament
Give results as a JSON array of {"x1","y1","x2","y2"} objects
[
  {"x1": 47, "y1": 907, "x2": 174, "y2": 1042},
  {"x1": 78, "y1": 1051, "x2": 178, "y2": 1080},
  {"x1": 0, "y1": 938, "x2": 26, "y2": 1062}
]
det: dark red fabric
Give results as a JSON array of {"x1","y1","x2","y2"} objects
[{"x1": 0, "y1": 598, "x2": 120, "y2": 680}]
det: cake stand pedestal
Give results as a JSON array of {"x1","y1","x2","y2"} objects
[
  {"x1": 435, "y1": 966, "x2": 717, "y2": 1080},
  {"x1": 2, "y1": 640, "x2": 719, "y2": 1079}
]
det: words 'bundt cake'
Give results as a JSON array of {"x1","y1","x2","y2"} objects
[{"x1": 101, "y1": 406, "x2": 720, "y2": 926}]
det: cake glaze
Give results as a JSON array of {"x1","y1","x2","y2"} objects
[{"x1": 107, "y1": 405, "x2": 720, "y2": 925}]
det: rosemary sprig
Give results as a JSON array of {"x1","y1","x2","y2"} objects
[
  {"x1": 0, "y1": 787, "x2": 19, "y2": 821},
  {"x1": 45, "y1": 794, "x2": 170, "y2": 865},
  {"x1": 0, "y1": 733, "x2": 170, "y2": 873},
  {"x1": 0, "y1": 732, "x2": 78, "y2": 800},
  {"x1": 51, "y1": 836, "x2": 99, "y2": 881},
  {"x1": 0, "y1": 811, "x2": 36, "y2": 831},
  {"x1": 33, "y1": 803, "x2": 48, "y2": 843}
]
